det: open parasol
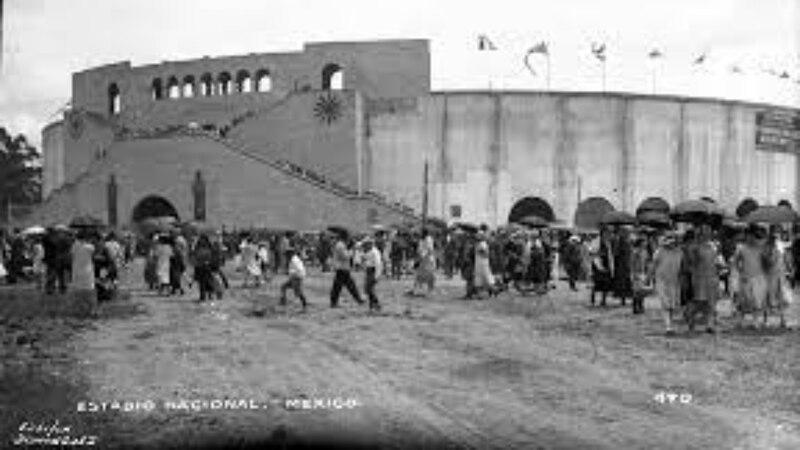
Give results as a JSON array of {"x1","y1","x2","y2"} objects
[
  {"x1": 453, "y1": 222, "x2": 479, "y2": 233},
  {"x1": 517, "y1": 215, "x2": 550, "y2": 228},
  {"x1": 601, "y1": 210, "x2": 636, "y2": 226},
  {"x1": 21, "y1": 225, "x2": 46, "y2": 236},
  {"x1": 671, "y1": 199, "x2": 725, "y2": 223},
  {"x1": 636, "y1": 197, "x2": 671, "y2": 215},
  {"x1": 70, "y1": 215, "x2": 104, "y2": 228},
  {"x1": 327, "y1": 225, "x2": 352, "y2": 239},
  {"x1": 636, "y1": 210, "x2": 671, "y2": 228},
  {"x1": 745, "y1": 205, "x2": 799, "y2": 225}
]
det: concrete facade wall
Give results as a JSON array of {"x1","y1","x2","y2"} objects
[
  {"x1": 71, "y1": 40, "x2": 430, "y2": 119},
  {"x1": 61, "y1": 110, "x2": 116, "y2": 186},
  {"x1": 41, "y1": 121, "x2": 65, "y2": 198},
  {"x1": 365, "y1": 92, "x2": 799, "y2": 227},
  {"x1": 48, "y1": 40, "x2": 430, "y2": 195},
  {"x1": 231, "y1": 90, "x2": 359, "y2": 189},
  {"x1": 26, "y1": 136, "x2": 408, "y2": 230}
]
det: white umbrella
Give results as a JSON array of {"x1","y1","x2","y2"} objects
[{"x1": 22, "y1": 225, "x2": 46, "y2": 236}]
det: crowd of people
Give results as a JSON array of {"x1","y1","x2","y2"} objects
[{"x1": 0, "y1": 213, "x2": 796, "y2": 335}]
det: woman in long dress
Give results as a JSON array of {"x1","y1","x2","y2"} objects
[
  {"x1": 473, "y1": 233, "x2": 496, "y2": 298},
  {"x1": 651, "y1": 232, "x2": 683, "y2": 334},
  {"x1": 684, "y1": 224, "x2": 720, "y2": 333},
  {"x1": 764, "y1": 229, "x2": 789, "y2": 328},
  {"x1": 71, "y1": 231, "x2": 97, "y2": 315},
  {"x1": 239, "y1": 236, "x2": 262, "y2": 288},
  {"x1": 154, "y1": 236, "x2": 173, "y2": 295},
  {"x1": 732, "y1": 227, "x2": 769, "y2": 327},
  {"x1": 590, "y1": 230, "x2": 614, "y2": 306},
  {"x1": 413, "y1": 231, "x2": 436, "y2": 295}
]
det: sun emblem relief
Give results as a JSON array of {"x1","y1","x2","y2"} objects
[{"x1": 314, "y1": 93, "x2": 343, "y2": 125}]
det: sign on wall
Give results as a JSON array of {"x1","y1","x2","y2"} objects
[{"x1": 755, "y1": 109, "x2": 800, "y2": 154}]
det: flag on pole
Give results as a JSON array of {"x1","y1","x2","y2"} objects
[
  {"x1": 528, "y1": 41, "x2": 549, "y2": 55},
  {"x1": 524, "y1": 42, "x2": 549, "y2": 76},
  {"x1": 478, "y1": 35, "x2": 497, "y2": 51},
  {"x1": 692, "y1": 53, "x2": 707, "y2": 65},
  {"x1": 591, "y1": 43, "x2": 606, "y2": 62},
  {"x1": 648, "y1": 49, "x2": 664, "y2": 59}
]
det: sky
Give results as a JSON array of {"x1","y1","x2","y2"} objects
[{"x1": 0, "y1": 0, "x2": 798, "y2": 149}]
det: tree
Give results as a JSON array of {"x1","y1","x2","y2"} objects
[{"x1": 0, "y1": 127, "x2": 42, "y2": 225}]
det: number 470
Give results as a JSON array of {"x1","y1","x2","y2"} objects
[{"x1": 653, "y1": 392, "x2": 692, "y2": 404}]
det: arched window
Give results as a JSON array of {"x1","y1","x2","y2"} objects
[
  {"x1": 217, "y1": 72, "x2": 232, "y2": 95},
  {"x1": 151, "y1": 78, "x2": 163, "y2": 100},
  {"x1": 182, "y1": 75, "x2": 195, "y2": 98},
  {"x1": 235, "y1": 70, "x2": 252, "y2": 93},
  {"x1": 322, "y1": 63, "x2": 343, "y2": 90},
  {"x1": 200, "y1": 73, "x2": 214, "y2": 96},
  {"x1": 167, "y1": 76, "x2": 180, "y2": 99},
  {"x1": 108, "y1": 83, "x2": 121, "y2": 115},
  {"x1": 255, "y1": 69, "x2": 272, "y2": 92}
]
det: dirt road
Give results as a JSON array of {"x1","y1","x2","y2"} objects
[{"x1": 3, "y1": 261, "x2": 800, "y2": 449}]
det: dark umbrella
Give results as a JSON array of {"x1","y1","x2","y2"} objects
[
  {"x1": 636, "y1": 197, "x2": 671, "y2": 215},
  {"x1": 601, "y1": 210, "x2": 636, "y2": 226},
  {"x1": 327, "y1": 225, "x2": 351, "y2": 239},
  {"x1": 736, "y1": 199, "x2": 760, "y2": 218},
  {"x1": 517, "y1": 215, "x2": 550, "y2": 228},
  {"x1": 425, "y1": 217, "x2": 448, "y2": 230},
  {"x1": 453, "y1": 222, "x2": 479, "y2": 233},
  {"x1": 745, "y1": 205, "x2": 799, "y2": 224},
  {"x1": 70, "y1": 215, "x2": 104, "y2": 228},
  {"x1": 637, "y1": 210, "x2": 671, "y2": 228},
  {"x1": 671, "y1": 199, "x2": 725, "y2": 223},
  {"x1": 722, "y1": 216, "x2": 747, "y2": 230}
]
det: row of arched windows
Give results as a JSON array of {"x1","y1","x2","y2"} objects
[
  {"x1": 151, "y1": 69, "x2": 274, "y2": 100},
  {"x1": 149, "y1": 63, "x2": 344, "y2": 101},
  {"x1": 105, "y1": 63, "x2": 345, "y2": 115}
]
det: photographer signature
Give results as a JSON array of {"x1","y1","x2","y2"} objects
[{"x1": 12, "y1": 420, "x2": 98, "y2": 446}]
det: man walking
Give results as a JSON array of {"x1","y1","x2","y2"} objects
[
  {"x1": 330, "y1": 232, "x2": 364, "y2": 308},
  {"x1": 280, "y1": 247, "x2": 308, "y2": 312}
]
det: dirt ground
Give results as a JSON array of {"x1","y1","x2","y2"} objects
[{"x1": 2, "y1": 261, "x2": 800, "y2": 449}]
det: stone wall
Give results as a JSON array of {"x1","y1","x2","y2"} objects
[
  {"x1": 365, "y1": 92, "x2": 800, "y2": 226},
  {"x1": 26, "y1": 135, "x2": 411, "y2": 231}
]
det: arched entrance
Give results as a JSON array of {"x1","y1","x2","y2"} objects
[
  {"x1": 132, "y1": 195, "x2": 180, "y2": 223},
  {"x1": 508, "y1": 197, "x2": 555, "y2": 223},
  {"x1": 574, "y1": 197, "x2": 615, "y2": 230}
]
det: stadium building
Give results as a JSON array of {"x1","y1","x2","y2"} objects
[{"x1": 30, "y1": 39, "x2": 800, "y2": 230}]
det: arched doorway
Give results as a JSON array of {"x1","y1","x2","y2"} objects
[
  {"x1": 574, "y1": 197, "x2": 615, "y2": 230},
  {"x1": 132, "y1": 195, "x2": 180, "y2": 223},
  {"x1": 508, "y1": 197, "x2": 555, "y2": 223}
]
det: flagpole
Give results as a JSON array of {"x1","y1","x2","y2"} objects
[
  {"x1": 546, "y1": 55, "x2": 551, "y2": 90},
  {"x1": 651, "y1": 66, "x2": 656, "y2": 94},
  {"x1": 602, "y1": 60, "x2": 607, "y2": 92},
  {"x1": 422, "y1": 159, "x2": 429, "y2": 228}
]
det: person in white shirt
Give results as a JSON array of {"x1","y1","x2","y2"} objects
[
  {"x1": 362, "y1": 238, "x2": 383, "y2": 311},
  {"x1": 280, "y1": 248, "x2": 308, "y2": 311}
]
